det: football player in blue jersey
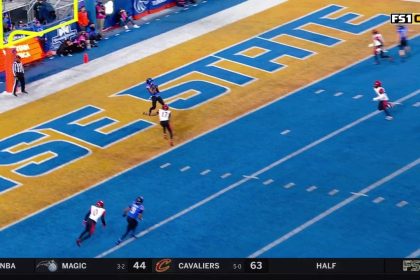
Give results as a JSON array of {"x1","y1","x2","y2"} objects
[
  {"x1": 145, "y1": 78, "x2": 165, "y2": 116},
  {"x1": 116, "y1": 196, "x2": 144, "y2": 245}
]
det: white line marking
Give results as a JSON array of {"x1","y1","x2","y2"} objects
[
  {"x1": 373, "y1": 197, "x2": 385, "y2": 204},
  {"x1": 396, "y1": 201, "x2": 408, "y2": 208},
  {"x1": 243, "y1": 175, "x2": 259, "y2": 179},
  {"x1": 221, "y1": 173, "x2": 232, "y2": 179},
  {"x1": 353, "y1": 94, "x2": 363, "y2": 99},
  {"x1": 315, "y1": 89, "x2": 325, "y2": 94},
  {"x1": 200, "y1": 169, "x2": 211, "y2": 175},
  {"x1": 306, "y1": 186, "x2": 317, "y2": 192},
  {"x1": 263, "y1": 179, "x2": 274, "y2": 185},
  {"x1": 403, "y1": 0, "x2": 420, "y2": 3},
  {"x1": 328, "y1": 189, "x2": 339, "y2": 196},
  {"x1": 160, "y1": 163, "x2": 171, "y2": 169},
  {"x1": 280, "y1": 130, "x2": 291, "y2": 135},
  {"x1": 180, "y1": 166, "x2": 191, "y2": 172},
  {"x1": 334, "y1": 92, "x2": 344, "y2": 97},
  {"x1": 283, "y1": 182, "x2": 295, "y2": 189},
  {"x1": 350, "y1": 192, "x2": 368, "y2": 197},
  {"x1": 248, "y1": 158, "x2": 420, "y2": 258},
  {"x1": 407, "y1": 248, "x2": 420, "y2": 258},
  {"x1": 413, "y1": 102, "x2": 420, "y2": 107}
]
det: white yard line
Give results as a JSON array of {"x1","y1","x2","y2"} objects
[{"x1": 248, "y1": 157, "x2": 420, "y2": 258}]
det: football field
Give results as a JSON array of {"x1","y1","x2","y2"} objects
[{"x1": 0, "y1": 0, "x2": 419, "y2": 258}]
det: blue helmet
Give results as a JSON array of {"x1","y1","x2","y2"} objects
[
  {"x1": 146, "y1": 78, "x2": 154, "y2": 85},
  {"x1": 135, "y1": 196, "x2": 144, "y2": 204}
]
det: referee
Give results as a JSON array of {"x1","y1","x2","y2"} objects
[{"x1": 12, "y1": 55, "x2": 28, "y2": 97}]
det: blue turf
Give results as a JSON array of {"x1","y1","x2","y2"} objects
[
  {"x1": 0, "y1": 0, "x2": 246, "y2": 92},
  {"x1": 0, "y1": 36, "x2": 419, "y2": 258}
]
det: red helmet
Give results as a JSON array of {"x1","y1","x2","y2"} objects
[
  {"x1": 162, "y1": 104, "x2": 169, "y2": 110},
  {"x1": 374, "y1": 80, "x2": 382, "y2": 87},
  {"x1": 96, "y1": 200, "x2": 104, "y2": 207}
]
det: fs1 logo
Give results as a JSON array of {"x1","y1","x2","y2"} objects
[
  {"x1": 390, "y1": 13, "x2": 420, "y2": 24},
  {"x1": 403, "y1": 260, "x2": 420, "y2": 272}
]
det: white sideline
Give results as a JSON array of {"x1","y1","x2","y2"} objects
[
  {"x1": 0, "y1": 0, "x2": 287, "y2": 113},
  {"x1": 96, "y1": 89, "x2": 420, "y2": 258},
  {"x1": 249, "y1": 157, "x2": 420, "y2": 258}
]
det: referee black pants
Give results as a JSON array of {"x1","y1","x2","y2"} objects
[{"x1": 13, "y1": 72, "x2": 25, "y2": 94}]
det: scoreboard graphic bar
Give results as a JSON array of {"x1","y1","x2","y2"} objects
[{"x1": 0, "y1": 259, "x2": 419, "y2": 274}]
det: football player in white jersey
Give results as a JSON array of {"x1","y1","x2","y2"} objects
[
  {"x1": 372, "y1": 80, "x2": 394, "y2": 120},
  {"x1": 76, "y1": 200, "x2": 106, "y2": 246},
  {"x1": 371, "y1": 30, "x2": 393, "y2": 64},
  {"x1": 152, "y1": 104, "x2": 174, "y2": 146}
]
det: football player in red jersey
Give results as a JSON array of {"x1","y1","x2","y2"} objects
[{"x1": 76, "y1": 200, "x2": 106, "y2": 247}]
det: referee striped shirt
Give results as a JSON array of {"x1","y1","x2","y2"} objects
[{"x1": 12, "y1": 61, "x2": 24, "y2": 76}]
